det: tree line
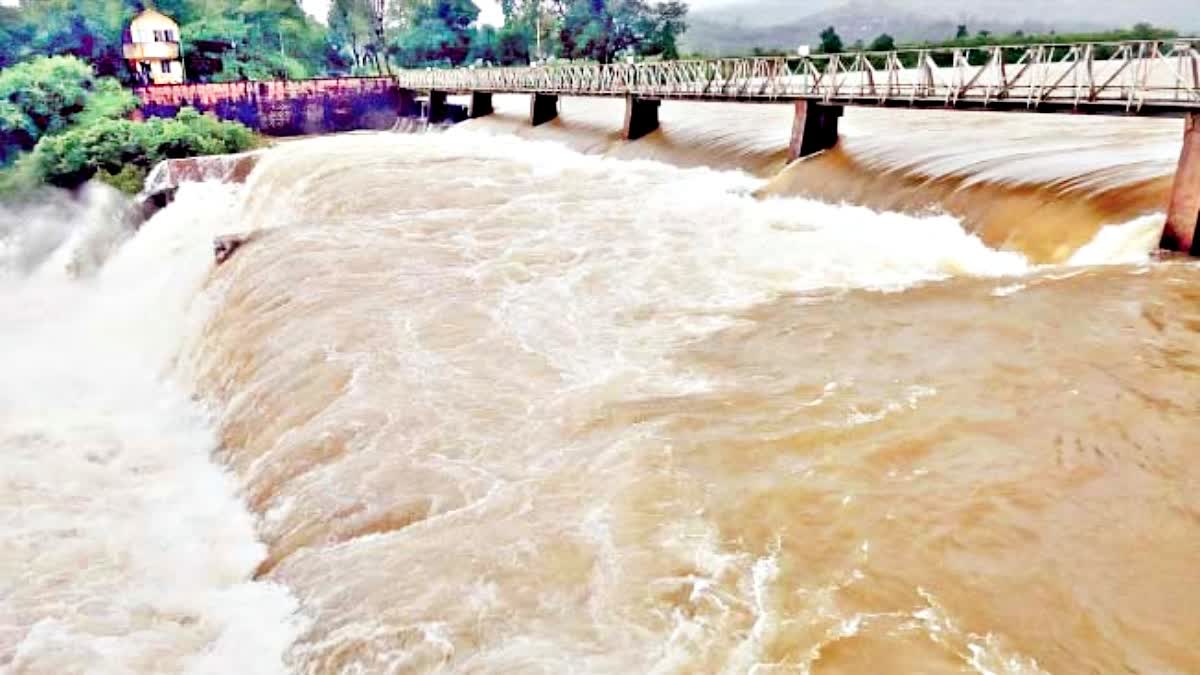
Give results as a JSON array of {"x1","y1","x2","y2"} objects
[
  {"x1": 749, "y1": 22, "x2": 1180, "y2": 60},
  {"x1": 0, "y1": 0, "x2": 690, "y2": 85},
  {"x1": 330, "y1": 0, "x2": 688, "y2": 71},
  {"x1": 0, "y1": 55, "x2": 254, "y2": 197}
]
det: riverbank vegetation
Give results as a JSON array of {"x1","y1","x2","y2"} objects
[
  {"x1": 1, "y1": 0, "x2": 690, "y2": 83},
  {"x1": 0, "y1": 0, "x2": 332, "y2": 82},
  {"x1": 0, "y1": 1, "x2": 1182, "y2": 201},
  {"x1": 745, "y1": 22, "x2": 1182, "y2": 58},
  {"x1": 0, "y1": 56, "x2": 254, "y2": 198},
  {"x1": 330, "y1": 0, "x2": 689, "y2": 69},
  {"x1": 0, "y1": 0, "x2": 685, "y2": 200}
]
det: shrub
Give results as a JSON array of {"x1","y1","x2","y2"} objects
[
  {"x1": 96, "y1": 164, "x2": 147, "y2": 194},
  {"x1": 0, "y1": 56, "x2": 95, "y2": 154},
  {"x1": 30, "y1": 107, "x2": 257, "y2": 193},
  {"x1": 74, "y1": 77, "x2": 139, "y2": 127},
  {"x1": 0, "y1": 55, "x2": 136, "y2": 166}
]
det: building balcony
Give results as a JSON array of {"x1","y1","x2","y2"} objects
[{"x1": 123, "y1": 41, "x2": 180, "y2": 61}]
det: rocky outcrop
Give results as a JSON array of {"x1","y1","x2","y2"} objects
[{"x1": 137, "y1": 151, "x2": 263, "y2": 220}]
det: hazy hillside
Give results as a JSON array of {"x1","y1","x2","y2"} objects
[
  {"x1": 682, "y1": 0, "x2": 1197, "y2": 56},
  {"x1": 697, "y1": 0, "x2": 1198, "y2": 30}
]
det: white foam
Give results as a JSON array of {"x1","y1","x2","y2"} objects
[
  {"x1": 1068, "y1": 213, "x2": 1164, "y2": 266},
  {"x1": 0, "y1": 183, "x2": 303, "y2": 673},
  {"x1": 0, "y1": 184, "x2": 134, "y2": 280}
]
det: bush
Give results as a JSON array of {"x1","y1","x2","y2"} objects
[
  {"x1": 0, "y1": 55, "x2": 136, "y2": 166},
  {"x1": 30, "y1": 107, "x2": 257, "y2": 193},
  {"x1": 0, "y1": 56, "x2": 94, "y2": 156},
  {"x1": 74, "y1": 77, "x2": 138, "y2": 127},
  {"x1": 96, "y1": 164, "x2": 147, "y2": 194}
]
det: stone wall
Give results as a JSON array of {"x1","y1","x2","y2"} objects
[{"x1": 134, "y1": 78, "x2": 401, "y2": 136}]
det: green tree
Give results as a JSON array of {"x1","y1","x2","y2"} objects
[
  {"x1": 497, "y1": 25, "x2": 533, "y2": 64},
  {"x1": 955, "y1": 24, "x2": 968, "y2": 40},
  {"x1": 494, "y1": 0, "x2": 557, "y2": 61},
  {"x1": 389, "y1": 0, "x2": 480, "y2": 68},
  {"x1": 31, "y1": 106, "x2": 255, "y2": 191},
  {"x1": 641, "y1": 1, "x2": 687, "y2": 60},
  {"x1": 469, "y1": 25, "x2": 500, "y2": 63},
  {"x1": 143, "y1": 0, "x2": 205, "y2": 25},
  {"x1": 17, "y1": 0, "x2": 138, "y2": 78},
  {"x1": 0, "y1": 7, "x2": 34, "y2": 69},
  {"x1": 818, "y1": 26, "x2": 842, "y2": 54},
  {"x1": 0, "y1": 0, "x2": 340, "y2": 82},
  {"x1": 177, "y1": 1, "x2": 331, "y2": 81},
  {"x1": 0, "y1": 56, "x2": 97, "y2": 162},
  {"x1": 329, "y1": 0, "x2": 385, "y2": 73},
  {"x1": 555, "y1": 0, "x2": 688, "y2": 64},
  {"x1": 868, "y1": 33, "x2": 894, "y2": 51},
  {"x1": 1131, "y1": 22, "x2": 1159, "y2": 39}
]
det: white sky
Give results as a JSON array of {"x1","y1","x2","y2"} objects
[
  {"x1": 301, "y1": 0, "x2": 739, "y2": 27},
  {"x1": 1, "y1": 0, "x2": 733, "y2": 25}
]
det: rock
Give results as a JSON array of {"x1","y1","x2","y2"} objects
[
  {"x1": 138, "y1": 151, "x2": 263, "y2": 222},
  {"x1": 214, "y1": 233, "x2": 254, "y2": 265}
]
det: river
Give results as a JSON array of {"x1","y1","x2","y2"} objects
[{"x1": 2, "y1": 97, "x2": 1198, "y2": 674}]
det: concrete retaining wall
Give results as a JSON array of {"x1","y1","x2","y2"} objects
[{"x1": 134, "y1": 78, "x2": 401, "y2": 136}]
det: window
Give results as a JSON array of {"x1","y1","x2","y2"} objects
[
  {"x1": 165, "y1": 30, "x2": 175, "y2": 42},
  {"x1": 161, "y1": 61, "x2": 172, "y2": 74},
  {"x1": 140, "y1": 62, "x2": 152, "y2": 77},
  {"x1": 153, "y1": 30, "x2": 163, "y2": 42}
]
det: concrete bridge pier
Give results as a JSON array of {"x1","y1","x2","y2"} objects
[
  {"x1": 623, "y1": 97, "x2": 661, "y2": 141},
  {"x1": 469, "y1": 92, "x2": 494, "y2": 119},
  {"x1": 788, "y1": 100, "x2": 843, "y2": 162},
  {"x1": 398, "y1": 88, "x2": 420, "y2": 118},
  {"x1": 530, "y1": 93, "x2": 559, "y2": 126},
  {"x1": 427, "y1": 90, "x2": 449, "y2": 123},
  {"x1": 1161, "y1": 113, "x2": 1200, "y2": 254}
]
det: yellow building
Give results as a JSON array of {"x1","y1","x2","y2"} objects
[{"x1": 123, "y1": 9, "x2": 184, "y2": 85}]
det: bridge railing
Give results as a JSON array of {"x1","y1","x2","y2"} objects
[{"x1": 395, "y1": 39, "x2": 1200, "y2": 112}]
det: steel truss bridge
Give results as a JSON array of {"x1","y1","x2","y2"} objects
[{"x1": 395, "y1": 38, "x2": 1200, "y2": 116}]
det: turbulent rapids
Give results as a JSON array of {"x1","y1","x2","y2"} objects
[{"x1": 3, "y1": 99, "x2": 1199, "y2": 675}]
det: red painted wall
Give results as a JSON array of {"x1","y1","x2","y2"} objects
[{"x1": 135, "y1": 77, "x2": 402, "y2": 136}]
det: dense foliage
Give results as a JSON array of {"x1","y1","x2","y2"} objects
[
  {"x1": 818, "y1": 26, "x2": 842, "y2": 54},
  {"x1": 742, "y1": 23, "x2": 1181, "y2": 61},
  {"x1": 0, "y1": 56, "x2": 254, "y2": 197},
  {"x1": 182, "y1": 6, "x2": 331, "y2": 81},
  {"x1": 0, "y1": 56, "x2": 128, "y2": 164},
  {"x1": 390, "y1": 0, "x2": 481, "y2": 68},
  {"x1": 329, "y1": 0, "x2": 689, "y2": 70},
  {"x1": 32, "y1": 107, "x2": 254, "y2": 191},
  {"x1": 0, "y1": 0, "x2": 691, "y2": 79},
  {"x1": 0, "y1": 0, "x2": 333, "y2": 83},
  {"x1": 908, "y1": 23, "x2": 1179, "y2": 52},
  {"x1": 0, "y1": 0, "x2": 690, "y2": 197}
]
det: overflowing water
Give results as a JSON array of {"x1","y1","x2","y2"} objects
[
  {"x1": 3, "y1": 100, "x2": 1199, "y2": 674},
  {"x1": 0, "y1": 185, "x2": 302, "y2": 673}
]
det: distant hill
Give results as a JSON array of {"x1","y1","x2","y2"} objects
[
  {"x1": 694, "y1": 0, "x2": 1198, "y2": 30},
  {"x1": 682, "y1": 0, "x2": 1197, "y2": 56}
]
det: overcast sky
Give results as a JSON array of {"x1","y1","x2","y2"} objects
[{"x1": 301, "y1": 0, "x2": 738, "y2": 27}]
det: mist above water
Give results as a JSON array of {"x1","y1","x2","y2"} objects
[{"x1": 0, "y1": 184, "x2": 303, "y2": 674}]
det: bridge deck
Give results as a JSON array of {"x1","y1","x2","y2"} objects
[{"x1": 396, "y1": 39, "x2": 1200, "y2": 116}]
